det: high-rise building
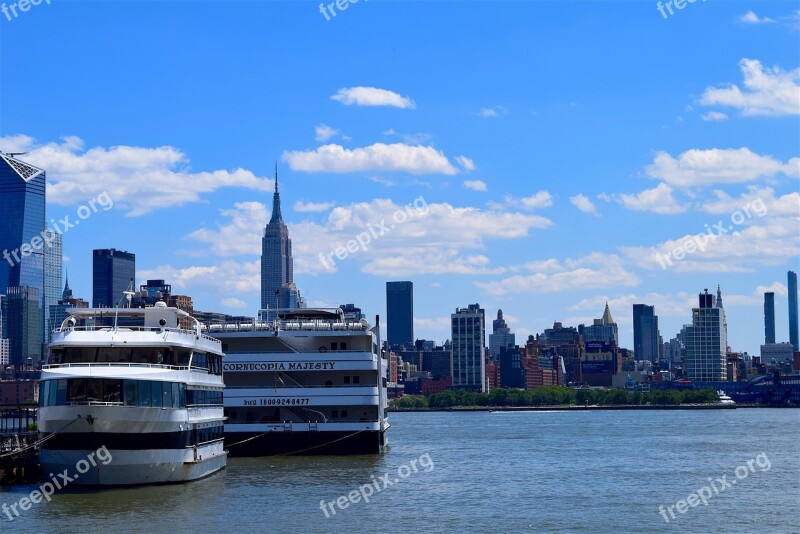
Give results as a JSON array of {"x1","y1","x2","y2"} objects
[
  {"x1": 43, "y1": 232, "x2": 62, "y2": 341},
  {"x1": 488, "y1": 309, "x2": 515, "y2": 359},
  {"x1": 789, "y1": 271, "x2": 798, "y2": 351},
  {"x1": 764, "y1": 291, "x2": 776, "y2": 345},
  {"x1": 277, "y1": 282, "x2": 305, "y2": 310},
  {"x1": 579, "y1": 302, "x2": 619, "y2": 346},
  {"x1": 260, "y1": 170, "x2": 294, "y2": 313},
  {"x1": 633, "y1": 304, "x2": 660, "y2": 362},
  {"x1": 48, "y1": 276, "x2": 89, "y2": 340},
  {"x1": 6, "y1": 286, "x2": 42, "y2": 366},
  {"x1": 0, "y1": 294, "x2": 7, "y2": 366},
  {"x1": 0, "y1": 155, "x2": 46, "y2": 361},
  {"x1": 450, "y1": 303, "x2": 486, "y2": 392},
  {"x1": 92, "y1": 249, "x2": 136, "y2": 308},
  {"x1": 386, "y1": 281, "x2": 413, "y2": 348},
  {"x1": 684, "y1": 288, "x2": 728, "y2": 381}
]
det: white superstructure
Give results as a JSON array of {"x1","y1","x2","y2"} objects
[
  {"x1": 38, "y1": 302, "x2": 226, "y2": 485},
  {"x1": 211, "y1": 309, "x2": 389, "y2": 456}
]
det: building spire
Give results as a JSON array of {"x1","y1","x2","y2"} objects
[
  {"x1": 62, "y1": 269, "x2": 73, "y2": 300},
  {"x1": 269, "y1": 163, "x2": 283, "y2": 224},
  {"x1": 717, "y1": 284, "x2": 724, "y2": 308},
  {"x1": 602, "y1": 301, "x2": 614, "y2": 324}
]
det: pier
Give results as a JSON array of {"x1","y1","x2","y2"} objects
[{"x1": 0, "y1": 406, "x2": 40, "y2": 485}]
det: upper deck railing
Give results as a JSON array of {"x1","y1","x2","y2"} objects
[
  {"x1": 205, "y1": 308, "x2": 373, "y2": 334},
  {"x1": 52, "y1": 325, "x2": 221, "y2": 344}
]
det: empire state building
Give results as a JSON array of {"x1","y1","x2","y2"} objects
[{"x1": 260, "y1": 168, "x2": 294, "y2": 313}]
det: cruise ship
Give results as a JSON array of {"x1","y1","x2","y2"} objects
[
  {"x1": 38, "y1": 302, "x2": 227, "y2": 485},
  {"x1": 209, "y1": 308, "x2": 389, "y2": 456}
]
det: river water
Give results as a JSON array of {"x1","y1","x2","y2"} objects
[{"x1": 2, "y1": 409, "x2": 798, "y2": 533}]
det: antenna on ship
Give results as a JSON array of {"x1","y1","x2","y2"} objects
[{"x1": 113, "y1": 278, "x2": 136, "y2": 331}]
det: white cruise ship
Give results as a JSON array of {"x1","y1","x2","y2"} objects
[
  {"x1": 38, "y1": 302, "x2": 227, "y2": 485},
  {"x1": 209, "y1": 308, "x2": 389, "y2": 456}
]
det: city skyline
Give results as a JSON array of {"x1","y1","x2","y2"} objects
[{"x1": 0, "y1": 1, "x2": 798, "y2": 356}]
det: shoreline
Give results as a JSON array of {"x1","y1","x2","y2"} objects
[{"x1": 388, "y1": 404, "x2": 794, "y2": 412}]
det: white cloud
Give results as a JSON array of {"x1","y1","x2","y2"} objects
[
  {"x1": 2, "y1": 135, "x2": 273, "y2": 216},
  {"x1": 569, "y1": 194, "x2": 599, "y2": 216},
  {"x1": 646, "y1": 148, "x2": 790, "y2": 188},
  {"x1": 282, "y1": 143, "x2": 460, "y2": 175},
  {"x1": 222, "y1": 297, "x2": 248, "y2": 309},
  {"x1": 702, "y1": 111, "x2": 729, "y2": 122},
  {"x1": 463, "y1": 180, "x2": 488, "y2": 191},
  {"x1": 294, "y1": 200, "x2": 335, "y2": 212},
  {"x1": 521, "y1": 191, "x2": 553, "y2": 209},
  {"x1": 315, "y1": 124, "x2": 339, "y2": 142},
  {"x1": 700, "y1": 59, "x2": 800, "y2": 116},
  {"x1": 475, "y1": 253, "x2": 640, "y2": 296},
  {"x1": 476, "y1": 106, "x2": 507, "y2": 118},
  {"x1": 739, "y1": 11, "x2": 775, "y2": 24},
  {"x1": 381, "y1": 129, "x2": 433, "y2": 144},
  {"x1": 756, "y1": 282, "x2": 788, "y2": 297},
  {"x1": 331, "y1": 87, "x2": 415, "y2": 109},
  {"x1": 139, "y1": 260, "x2": 260, "y2": 296},
  {"x1": 456, "y1": 156, "x2": 476, "y2": 172},
  {"x1": 187, "y1": 198, "x2": 552, "y2": 277},
  {"x1": 700, "y1": 186, "x2": 800, "y2": 217},
  {"x1": 605, "y1": 183, "x2": 687, "y2": 214}
]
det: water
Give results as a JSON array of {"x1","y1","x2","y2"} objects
[{"x1": 2, "y1": 409, "x2": 798, "y2": 533}]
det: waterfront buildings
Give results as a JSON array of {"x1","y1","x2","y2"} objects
[
  {"x1": 684, "y1": 288, "x2": 728, "y2": 381},
  {"x1": 48, "y1": 277, "x2": 89, "y2": 340},
  {"x1": 579, "y1": 303, "x2": 619, "y2": 347},
  {"x1": 764, "y1": 291, "x2": 776, "y2": 345},
  {"x1": 386, "y1": 281, "x2": 413, "y2": 348},
  {"x1": 92, "y1": 248, "x2": 135, "y2": 308},
  {"x1": 260, "y1": 173, "x2": 294, "y2": 315},
  {"x1": 6, "y1": 285, "x2": 42, "y2": 366},
  {"x1": 540, "y1": 322, "x2": 583, "y2": 385},
  {"x1": 451, "y1": 303, "x2": 486, "y2": 392},
  {"x1": 759, "y1": 343, "x2": 795, "y2": 365},
  {"x1": 633, "y1": 304, "x2": 660, "y2": 363},
  {"x1": 789, "y1": 271, "x2": 798, "y2": 351},
  {"x1": 489, "y1": 309, "x2": 515, "y2": 360}
]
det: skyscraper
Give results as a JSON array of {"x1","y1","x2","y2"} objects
[
  {"x1": 764, "y1": 291, "x2": 776, "y2": 345},
  {"x1": 386, "y1": 281, "x2": 413, "y2": 348},
  {"x1": 92, "y1": 249, "x2": 136, "y2": 308},
  {"x1": 451, "y1": 303, "x2": 486, "y2": 392},
  {"x1": 789, "y1": 271, "x2": 798, "y2": 351},
  {"x1": 684, "y1": 288, "x2": 728, "y2": 381},
  {"x1": 489, "y1": 309, "x2": 515, "y2": 359},
  {"x1": 579, "y1": 302, "x2": 619, "y2": 346},
  {"x1": 633, "y1": 304, "x2": 660, "y2": 362},
  {"x1": 0, "y1": 154, "x2": 46, "y2": 364},
  {"x1": 49, "y1": 276, "x2": 89, "y2": 341},
  {"x1": 261, "y1": 169, "x2": 293, "y2": 313},
  {"x1": 44, "y1": 232, "x2": 62, "y2": 341},
  {"x1": 7, "y1": 286, "x2": 42, "y2": 365}
]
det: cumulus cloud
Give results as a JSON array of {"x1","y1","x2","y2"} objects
[
  {"x1": 463, "y1": 180, "x2": 488, "y2": 191},
  {"x1": 569, "y1": 194, "x2": 600, "y2": 216},
  {"x1": 222, "y1": 297, "x2": 248, "y2": 309},
  {"x1": 0, "y1": 135, "x2": 273, "y2": 216},
  {"x1": 489, "y1": 191, "x2": 553, "y2": 210},
  {"x1": 702, "y1": 111, "x2": 729, "y2": 122},
  {"x1": 294, "y1": 200, "x2": 335, "y2": 212},
  {"x1": 315, "y1": 124, "x2": 339, "y2": 142},
  {"x1": 739, "y1": 11, "x2": 775, "y2": 24},
  {"x1": 475, "y1": 253, "x2": 640, "y2": 296},
  {"x1": 700, "y1": 59, "x2": 800, "y2": 116},
  {"x1": 645, "y1": 148, "x2": 792, "y2": 188},
  {"x1": 456, "y1": 156, "x2": 476, "y2": 172},
  {"x1": 331, "y1": 87, "x2": 415, "y2": 109},
  {"x1": 476, "y1": 106, "x2": 507, "y2": 118},
  {"x1": 282, "y1": 143, "x2": 460, "y2": 175},
  {"x1": 603, "y1": 183, "x2": 687, "y2": 214}
]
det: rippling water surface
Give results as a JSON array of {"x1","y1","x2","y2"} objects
[{"x1": 2, "y1": 409, "x2": 798, "y2": 533}]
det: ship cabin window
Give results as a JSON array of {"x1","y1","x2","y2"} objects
[
  {"x1": 340, "y1": 342, "x2": 347, "y2": 351},
  {"x1": 344, "y1": 376, "x2": 350, "y2": 384},
  {"x1": 340, "y1": 410, "x2": 348, "y2": 419},
  {"x1": 331, "y1": 410, "x2": 338, "y2": 418},
  {"x1": 139, "y1": 380, "x2": 152, "y2": 407},
  {"x1": 191, "y1": 352, "x2": 208, "y2": 370},
  {"x1": 55, "y1": 347, "x2": 179, "y2": 366},
  {"x1": 39, "y1": 379, "x2": 186, "y2": 408},
  {"x1": 176, "y1": 349, "x2": 192, "y2": 367},
  {"x1": 353, "y1": 376, "x2": 360, "y2": 384},
  {"x1": 331, "y1": 342, "x2": 338, "y2": 351}
]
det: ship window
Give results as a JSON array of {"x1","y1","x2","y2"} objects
[
  {"x1": 49, "y1": 349, "x2": 63, "y2": 364},
  {"x1": 49, "y1": 379, "x2": 57, "y2": 406},
  {"x1": 344, "y1": 376, "x2": 351, "y2": 384},
  {"x1": 56, "y1": 380, "x2": 67, "y2": 405},
  {"x1": 179, "y1": 383, "x2": 186, "y2": 407},
  {"x1": 103, "y1": 380, "x2": 122, "y2": 403},
  {"x1": 163, "y1": 382, "x2": 173, "y2": 408},
  {"x1": 138, "y1": 380, "x2": 152, "y2": 407},
  {"x1": 39, "y1": 381, "x2": 49, "y2": 406},
  {"x1": 353, "y1": 376, "x2": 360, "y2": 384},
  {"x1": 151, "y1": 381, "x2": 163, "y2": 408},
  {"x1": 331, "y1": 342, "x2": 338, "y2": 351},
  {"x1": 340, "y1": 410, "x2": 348, "y2": 419},
  {"x1": 340, "y1": 342, "x2": 347, "y2": 351},
  {"x1": 69, "y1": 379, "x2": 87, "y2": 403},
  {"x1": 172, "y1": 383, "x2": 181, "y2": 408},
  {"x1": 331, "y1": 410, "x2": 338, "y2": 418},
  {"x1": 124, "y1": 380, "x2": 137, "y2": 406},
  {"x1": 176, "y1": 349, "x2": 191, "y2": 367}
]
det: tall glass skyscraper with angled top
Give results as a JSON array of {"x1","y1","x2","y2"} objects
[
  {"x1": 0, "y1": 154, "x2": 46, "y2": 365},
  {"x1": 386, "y1": 281, "x2": 413, "y2": 348},
  {"x1": 261, "y1": 169, "x2": 294, "y2": 314}
]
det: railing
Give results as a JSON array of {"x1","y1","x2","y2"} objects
[
  {"x1": 43, "y1": 362, "x2": 193, "y2": 371},
  {"x1": 226, "y1": 419, "x2": 378, "y2": 425},
  {"x1": 224, "y1": 349, "x2": 375, "y2": 355},
  {"x1": 206, "y1": 321, "x2": 370, "y2": 333},
  {"x1": 225, "y1": 384, "x2": 378, "y2": 389}
]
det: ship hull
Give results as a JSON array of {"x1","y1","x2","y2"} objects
[{"x1": 225, "y1": 429, "x2": 388, "y2": 457}]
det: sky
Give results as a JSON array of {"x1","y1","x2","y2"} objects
[{"x1": 0, "y1": 0, "x2": 798, "y2": 356}]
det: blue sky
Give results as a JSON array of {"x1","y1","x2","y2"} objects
[{"x1": 1, "y1": 0, "x2": 798, "y2": 356}]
